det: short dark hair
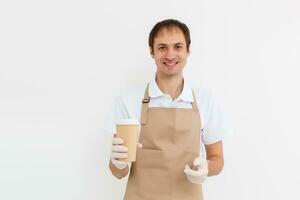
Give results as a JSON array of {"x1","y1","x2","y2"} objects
[{"x1": 148, "y1": 19, "x2": 191, "y2": 54}]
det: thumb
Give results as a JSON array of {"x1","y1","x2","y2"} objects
[
  {"x1": 193, "y1": 157, "x2": 207, "y2": 168},
  {"x1": 137, "y1": 142, "x2": 143, "y2": 149}
]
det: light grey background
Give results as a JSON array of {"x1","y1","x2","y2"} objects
[{"x1": 1, "y1": 0, "x2": 299, "y2": 199}]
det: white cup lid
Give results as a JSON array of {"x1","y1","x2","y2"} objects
[{"x1": 117, "y1": 118, "x2": 139, "y2": 125}]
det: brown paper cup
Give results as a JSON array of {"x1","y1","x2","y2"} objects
[{"x1": 116, "y1": 119, "x2": 139, "y2": 162}]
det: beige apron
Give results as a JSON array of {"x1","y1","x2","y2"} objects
[{"x1": 124, "y1": 84, "x2": 203, "y2": 200}]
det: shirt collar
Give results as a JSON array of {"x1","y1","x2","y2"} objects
[{"x1": 148, "y1": 73, "x2": 194, "y2": 103}]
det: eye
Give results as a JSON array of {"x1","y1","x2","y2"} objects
[
  {"x1": 175, "y1": 45, "x2": 182, "y2": 49},
  {"x1": 158, "y1": 46, "x2": 166, "y2": 50}
]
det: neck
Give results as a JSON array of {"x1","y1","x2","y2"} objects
[{"x1": 156, "y1": 73, "x2": 184, "y2": 100}]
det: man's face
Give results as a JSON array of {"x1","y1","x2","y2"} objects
[{"x1": 151, "y1": 27, "x2": 190, "y2": 78}]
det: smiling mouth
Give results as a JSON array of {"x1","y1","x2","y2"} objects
[{"x1": 163, "y1": 61, "x2": 179, "y2": 67}]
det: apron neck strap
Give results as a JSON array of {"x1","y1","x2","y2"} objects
[
  {"x1": 141, "y1": 83, "x2": 150, "y2": 125},
  {"x1": 141, "y1": 83, "x2": 199, "y2": 125},
  {"x1": 191, "y1": 91, "x2": 199, "y2": 112}
]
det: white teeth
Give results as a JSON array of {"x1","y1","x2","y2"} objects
[
  {"x1": 165, "y1": 63, "x2": 175, "y2": 66},
  {"x1": 164, "y1": 62, "x2": 177, "y2": 65}
]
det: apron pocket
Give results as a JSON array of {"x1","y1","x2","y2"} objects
[{"x1": 134, "y1": 148, "x2": 172, "y2": 197}]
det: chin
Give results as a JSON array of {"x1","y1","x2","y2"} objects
[
  {"x1": 157, "y1": 64, "x2": 183, "y2": 77},
  {"x1": 161, "y1": 70, "x2": 181, "y2": 77}
]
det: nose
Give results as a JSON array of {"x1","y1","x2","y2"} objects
[{"x1": 165, "y1": 48, "x2": 176, "y2": 60}]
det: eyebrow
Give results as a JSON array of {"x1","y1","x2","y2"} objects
[{"x1": 157, "y1": 42, "x2": 184, "y2": 46}]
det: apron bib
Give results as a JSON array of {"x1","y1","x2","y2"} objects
[{"x1": 124, "y1": 84, "x2": 203, "y2": 200}]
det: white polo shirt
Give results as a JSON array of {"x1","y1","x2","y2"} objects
[{"x1": 105, "y1": 75, "x2": 232, "y2": 155}]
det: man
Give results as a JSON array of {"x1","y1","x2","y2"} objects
[{"x1": 107, "y1": 19, "x2": 230, "y2": 200}]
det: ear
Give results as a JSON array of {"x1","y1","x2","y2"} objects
[
  {"x1": 187, "y1": 49, "x2": 191, "y2": 57},
  {"x1": 150, "y1": 47, "x2": 154, "y2": 58}
]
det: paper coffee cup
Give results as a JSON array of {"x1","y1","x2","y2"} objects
[{"x1": 116, "y1": 119, "x2": 139, "y2": 162}]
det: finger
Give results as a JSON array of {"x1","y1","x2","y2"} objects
[
  {"x1": 184, "y1": 165, "x2": 194, "y2": 176},
  {"x1": 111, "y1": 158, "x2": 127, "y2": 165},
  {"x1": 111, "y1": 158, "x2": 128, "y2": 170},
  {"x1": 187, "y1": 173, "x2": 206, "y2": 181},
  {"x1": 137, "y1": 142, "x2": 143, "y2": 148},
  {"x1": 193, "y1": 157, "x2": 207, "y2": 169},
  {"x1": 184, "y1": 165, "x2": 207, "y2": 177},
  {"x1": 112, "y1": 137, "x2": 124, "y2": 145},
  {"x1": 111, "y1": 152, "x2": 128, "y2": 159},
  {"x1": 192, "y1": 165, "x2": 199, "y2": 171},
  {"x1": 193, "y1": 157, "x2": 201, "y2": 166},
  {"x1": 186, "y1": 173, "x2": 206, "y2": 184},
  {"x1": 193, "y1": 157, "x2": 204, "y2": 166},
  {"x1": 112, "y1": 145, "x2": 128, "y2": 152},
  {"x1": 186, "y1": 175, "x2": 206, "y2": 184},
  {"x1": 187, "y1": 175, "x2": 199, "y2": 182}
]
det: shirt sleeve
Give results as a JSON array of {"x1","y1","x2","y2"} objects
[{"x1": 201, "y1": 92, "x2": 233, "y2": 145}]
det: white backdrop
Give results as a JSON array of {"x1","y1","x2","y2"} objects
[{"x1": 1, "y1": 0, "x2": 300, "y2": 199}]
